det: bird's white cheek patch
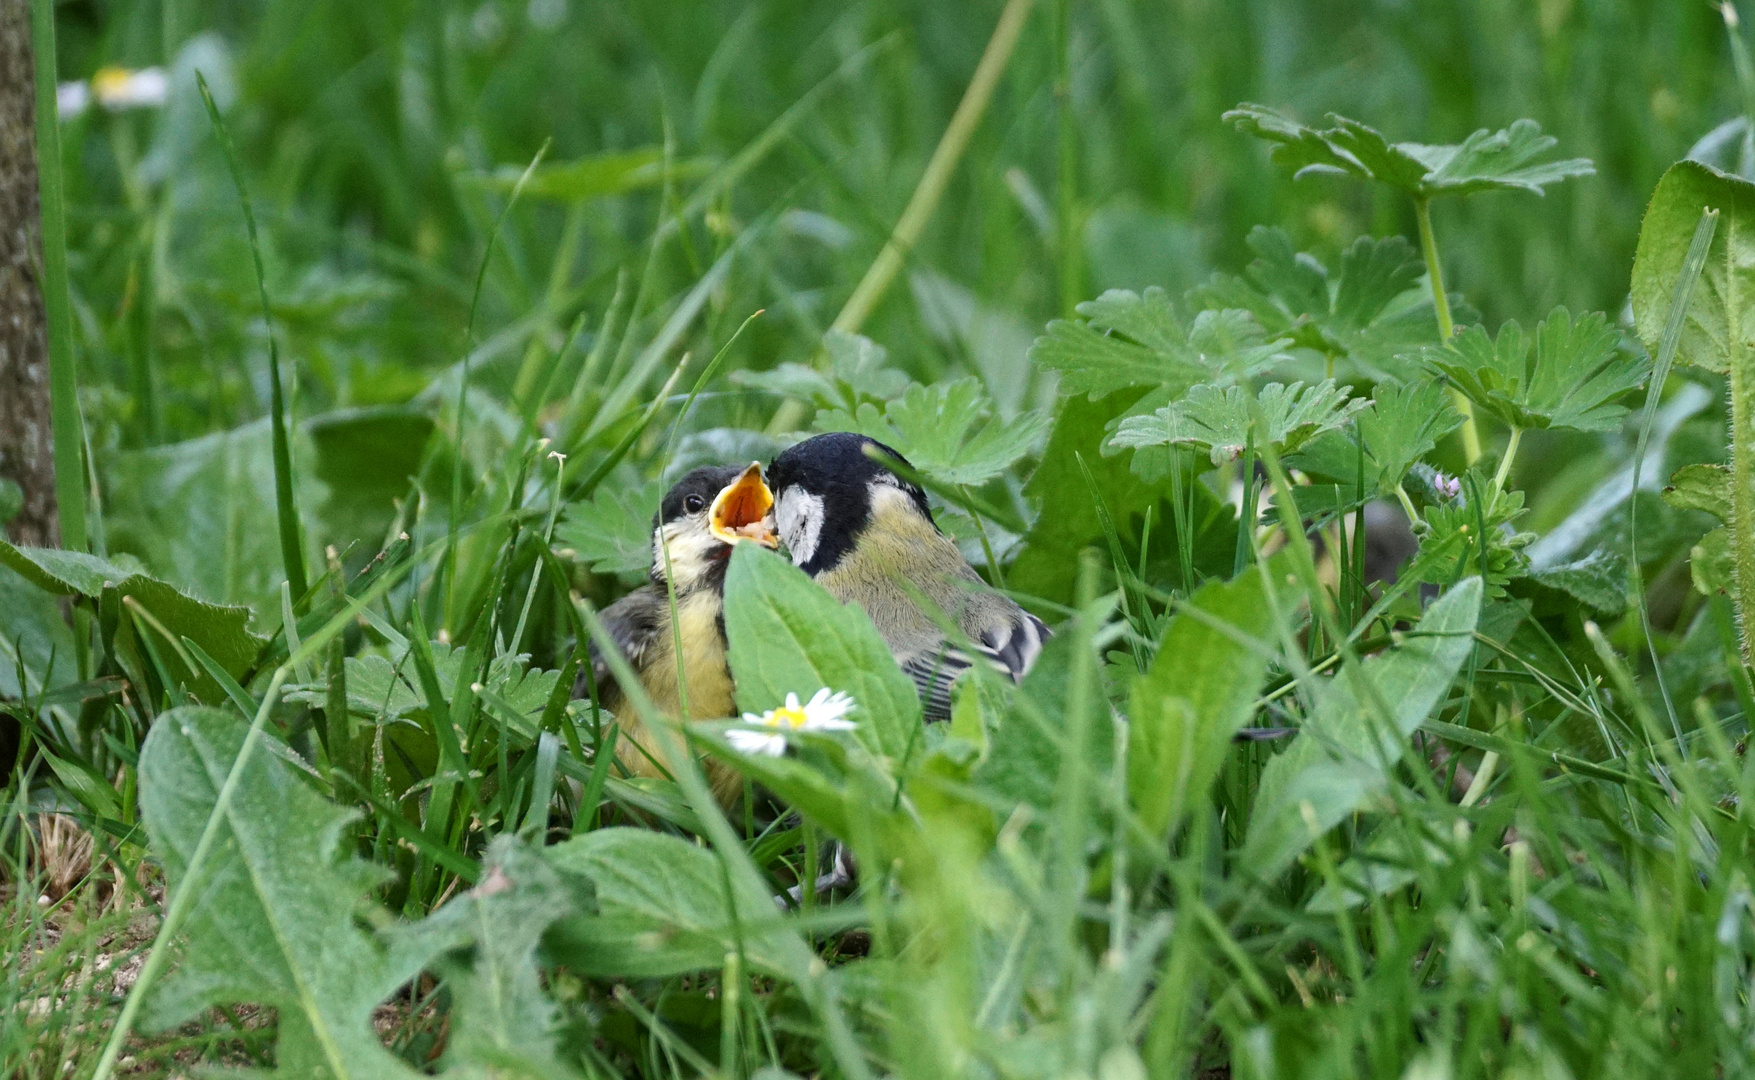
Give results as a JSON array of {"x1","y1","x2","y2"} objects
[{"x1": 776, "y1": 488, "x2": 825, "y2": 567}]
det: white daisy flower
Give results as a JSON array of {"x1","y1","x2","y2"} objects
[{"x1": 726, "y1": 688, "x2": 857, "y2": 757}]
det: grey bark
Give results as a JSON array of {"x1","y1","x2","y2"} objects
[{"x1": 0, "y1": 0, "x2": 57, "y2": 548}]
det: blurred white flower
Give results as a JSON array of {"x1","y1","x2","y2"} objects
[
  {"x1": 59, "y1": 66, "x2": 169, "y2": 119},
  {"x1": 57, "y1": 81, "x2": 90, "y2": 118},
  {"x1": 92, "y1": 66, "x2": 169, "y2": 109},
  {"x1": 727, "y1": 688, "x2": 857, "y2": 757}
]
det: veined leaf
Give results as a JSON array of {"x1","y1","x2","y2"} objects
[
  {"x1": 1189, "y1": 228, "x2": 1433, "y2": 367},
  {"x1": 817, "y1": 377, "x2": 1049, "y2": 486},
  {"x1": 138, "y1": 707, "x2": 435, "y2": 1078},
  {"x1": 723, "y1": 543, "x2": 921, "y2": 761},
  {"x1": 974, "y1": 631, "x2": 1113, "y2": 813},
  {"x1": 1227, "y1": 105, "x2": 1593, "y2": 199},
  {"x1": 1128, "y1": 563, "x2": 1277, "y2": 841},
  {"x1": 1424, "y1": 307, "x2": 1648, "y2": 432},
  {"x1": 399, "y1": 837, "x2": 581, "y2": 1075},
  {"x1": 0, "y1": 539, "x2": 264, "y2": 679},
  {"x1": 554, "y1": 478, "x2": 663, "y2": 581},
  {"x1": 1292, "y1": 380, "x2": 1462, "y2": 499},
  {"x1": 735, "y1": 329, "x2": 909, "y2": 414},
  {"x1": 544, "y1": 827, "x2": 794, "y2": 979},
  {"x1": 1109, "y1": 380, "x2": 1369, "y2": 466},
  {"x1": 1241, "y1": 578, "x2": 1482, "y2": 882},
  {"x1": 1028, "y1": 286, "x2": 1292, "y2": 398},
  {"x1": 1664, "y1": 463, "x2": 1733, "y2": 523}
]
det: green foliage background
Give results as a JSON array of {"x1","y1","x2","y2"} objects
[{"x1": 7, "y1": 1, "x2": 1755, "y2": 1078}]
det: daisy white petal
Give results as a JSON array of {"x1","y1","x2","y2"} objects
[{"x1": 725, "y1": 728, "x2": 786, "y2": 757}]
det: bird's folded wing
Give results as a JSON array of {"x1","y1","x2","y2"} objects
[
  {"x1": 575, "y1": 587, "x2": 664, "y2": 701},
  {"x1": 901, "y1": 610, "x2": 1052, "y2": 722}
]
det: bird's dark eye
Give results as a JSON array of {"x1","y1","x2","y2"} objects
[{"x1": 684, "y1": 494, "x2": 706, "y2": 513}]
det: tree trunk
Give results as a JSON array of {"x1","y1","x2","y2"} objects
[{"x1": 0, "y1": 0, "x2": 58, "y2": 549}]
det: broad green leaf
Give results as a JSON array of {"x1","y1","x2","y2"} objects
[
  {"x1": 1109, "y1": 380, "x2": 1369, "y2": 466},
  {"x1": 400, "y1": 837, "x2": 582, "y2": 1075},
  {"x1": 104, "y1": 418, "x2": 313, "y2": 619},
  {"x1": 817, "y1": 377, "x2": 1049, "y2": 486},
  {"x1": 1189, "y1": 228, "x2": 1433, "y2": 367},
  {"x1": 1292, "y1": 380, "x2": 1462, "y2": 497},
  {"x1": 1692, "y1": 527, "x2": 1736, "y2": 597},
  {"x1": 1631, "y1": 160, "x2": 1755, "y2": 376},
  {"x1": 0, "y1": 539, "x2": 264, "y2": 680},
  {"x1": 138, "y1": 707, "x2": 435, "y2": 1078},
  {"x1": 1525, "y1": 548, "x2": 1629, "y2": 614},
  {"x1": 1665, "y1": 463, "x2": 1733, "y2": 523},
  {"x1": 1241, "y1": 578, "x2": 1482, "y2": 882},
  {"x1": 1128, "y1": 563, "x2": 1276, "y2": 841},
  {"x1": 1227, "y1": 105, "x2": 1593, "y2": 199},
  {"x1": 0, "y1": 564, "x2": 76, "y2": 701},
  {"x1": 734, "y1": 330, "x2": 909, "y2": 414},
  {"x1": 723, "y1": 543, "x2": 921, "y2": 760},
  {"x1": 1424, "y1": 308, "x2": 1648, "y2": 432},
  {"x1": 544, "y1": 827, "x2": 793, "y2": 979},
  {"x1": 1632, "y1": 161, "x2": 1755, "y2": 667},
  {"x1": 1028, "y1": 287, "x2": 1291, "y2": 398},
  {"x1": 554, "y1": 478, "x2": 663, "y2": 581},
  {"x1": 974, "y1": 630, "x2": 1113, "y2": 813},
  {"x1": 305, "y1": 406, "x2": 434, "y2": 556}
]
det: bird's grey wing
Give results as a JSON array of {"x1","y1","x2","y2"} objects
[
  {"x1": 899, "y1": 607, "x2": 1048, "y2": 721},
  {"x1": 977, "y1": 608, "x2": 1050, "y2": 683},
  {"x1": 574, "y1": 587, "x2": 664, "y2": 701},
  {"x1": 899, "y1": 647, "x2": 970, "y2": 722}
]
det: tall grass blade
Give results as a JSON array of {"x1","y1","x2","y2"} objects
[
  {"x1": 196, "y1": 72, "x2": 304, "y2": 600},
  {"x1": 444, "y1": 139, "x2": 550, "y2": 620},
  {"x1": 29, "y1": 0, "x2": 85, "y2": 553}
]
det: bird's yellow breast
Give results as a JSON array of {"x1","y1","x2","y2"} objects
[{"x1": 603, "y1": 589, "x2": 742, "y2": 806}]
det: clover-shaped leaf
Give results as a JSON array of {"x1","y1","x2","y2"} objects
[
  {"x1": 735, "y1": 330, "x2": 909, "y2": 414},
  {"x1": 1423, "y1": 307, "x2": 1648, "y2": 433},
  {"x1": 1109, "y1": 379, "x2": 1369, "y2": 466},
  {"x1": 555, "y1": 478, "x2": 662, "y2": 580},
  {"x1": 1191, "y1": 228, "x2": 1444, "y2": 370},
  {"x1": 1028, "y1": 286, "x2": 1292, "y2": 399},
  {"x1": 1292, "y1": 379, "x2": 1462, "y2": 497},
  {"x1": 818, "y1": 377, "x2": 1049, "y2": 487},
  {"x1": 1226, "y1": 105, "x2": 1593, "y2": 200}
]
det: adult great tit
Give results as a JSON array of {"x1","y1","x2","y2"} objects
[
  {"x1": 766, "y1": 432, "x2": 1048, "y2": 719},
  {"x1": 576, "y1": 462, "x2": 777, "y2": 805}
]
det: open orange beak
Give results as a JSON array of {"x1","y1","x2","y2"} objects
[{"x1": 709, "y1": 462, "x2": 778, "y2": 548}]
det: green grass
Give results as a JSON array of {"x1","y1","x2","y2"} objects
[{"x1": 4, "y1": 1, "x2": 1755, "y2": 1077}]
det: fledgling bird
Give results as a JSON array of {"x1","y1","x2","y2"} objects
[
  {"x1": 576, "y1": 462, "x2": 778, "y2": 805},
  {"x1": 765, "y1": 432, "x2": 1048, "y2": 718}
]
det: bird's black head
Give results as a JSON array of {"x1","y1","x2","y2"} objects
[
  {"x1": 766, "y1": 432, "x2": 935, "y2": 575},
  {"x1": 649, "y1": 463, "x2": 776, "y2": 592},
  {"x1": 656, "y1": 465, "x2": 747, "y2": 528}
]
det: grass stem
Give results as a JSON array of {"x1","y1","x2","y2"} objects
[{"x1": 1415, "y1": 196, "x2": 1482, "y2": 465}]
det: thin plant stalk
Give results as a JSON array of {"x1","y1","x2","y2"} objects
[
  {"x1": 29, "y1": 0, "x2": 86, "y2": 554},
  {"x1": 1415, "y1": 196, "x2": 1482, "y2": 465},
  {"x1": 1053, "y1": 0, "x2": 1079, "y2": 319},
  {"x1": 198, "y1": 73, "x2": 305, "y2": 600},
  {"x1": 768, "y1": 0, "x2": 1036, "y2": 433}
]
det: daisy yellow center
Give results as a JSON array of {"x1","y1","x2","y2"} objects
[{"x1": 768, "y1": 705, "x2": 810, "y2": 730}]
